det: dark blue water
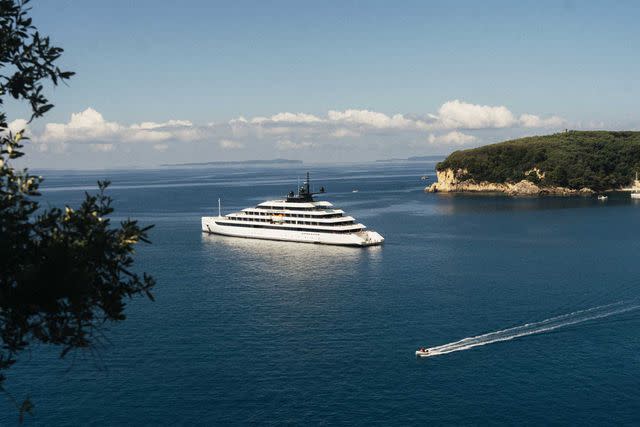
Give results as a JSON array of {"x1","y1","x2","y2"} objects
[{"x1": 3, "y1": 162, "x2": 640, "y2": 425}]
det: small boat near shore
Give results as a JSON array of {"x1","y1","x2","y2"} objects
[
  {"x1": 597, "y1": 195, "x2": 608, "y2": 201},
  {"x1": 632, "y1": 172, "x2": 640, "y2": 199}
]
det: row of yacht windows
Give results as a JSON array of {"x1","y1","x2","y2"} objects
[
  {"x1": 245, "y1": 211, "x2": 342, "y2": 219},
  {"x1": 228, "y1": 216, "x2": 353, "y2": 226},
  {"x1": 255, "y1": 205, "x2": 331, "y2": 211},
  {"x1": 219, "y1": 221, "x2": 362, "y2": 234}
]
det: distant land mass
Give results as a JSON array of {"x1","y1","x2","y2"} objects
[
  {"x1": 376, "y1": 155, "x2": 446, "y2": 162},
  {"x1": 427, "y1": 131, "x2": 640, "y2": 195},
  {"x1": 162, "y1": 158, "x2": 303, "y2": 167}
]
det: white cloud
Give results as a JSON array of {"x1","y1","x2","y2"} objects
[
  {"x1": 428, "y1": 131, "x2": 477, "y2": 145},
  {"x1": 132, "y1": 119, "x2": 193, "y2": 130},
  {"x1": 249, "y1": 112, "x2": 322, "y2": 125},
  {"x1": 41, "y1": 108, "x2": 121, "y2": 142},
  {"x1": 518, "y1": 113, "x2": 565, "y2": 128},
  {"x1": 269, "y1": 112, "x2": 322, "y2": 124},
  {"x1": 6, "y1": 119, "x2": 28, "y2": 135},
  {"x1": 327, "y1": 109, "x2": 428, "y2": 130},
  {"x1": 231, "y1": 109, "x2": 430, "y2": 131},
  {"x1": 230, "y1": 102, "x2": 563, "y2": 137},
  {"x1": 219, "y1": 139, "x2": 244, "y2": 149},
  {"x1": 153, "y1": 143, "x2": 169, "y2": 152},
  {"x1": 39, "y1": 108, "x2": 197, "y2": 144},
  {"x1": 228, "y1": 116, "x2": 248, "y2": 125},
  {"x1": 431, "y1": 100, "x2": 515, "y2": 129},
  {"x1": 426, "y1": 100, "x2": 565, "y2": 130},
  {"x1": 248, "y1": 116, "x2": 268, "y2": 124},
  {"x1": 128, "y1": 129, "x2": 172, "y2": 142}
]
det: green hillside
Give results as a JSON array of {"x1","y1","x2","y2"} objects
[{"x1": 436, "y1": 131, "x2": 640, "y2": 191}]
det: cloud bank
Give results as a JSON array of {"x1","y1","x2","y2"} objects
[
  {"x1": 14, "y1": 101, "x2": 567, "y2": 165},
  {"x1": 427, "y1": 131, "x2": 477, "y2": 145},
  {"x1": 40, "y1": 108, "x2": 196, "y2": 144}
]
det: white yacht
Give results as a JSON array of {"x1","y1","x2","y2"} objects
[{"x1": 201, "y1": 173, "x2": 384, "y2": 247}]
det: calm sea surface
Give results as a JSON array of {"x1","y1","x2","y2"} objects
[{"x1": 3, "y1": 162, "x2": 640, "y2": 425}]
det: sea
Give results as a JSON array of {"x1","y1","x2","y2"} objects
[{"x1": 2, "y1": 161, "x2": 640, "y2": 425}]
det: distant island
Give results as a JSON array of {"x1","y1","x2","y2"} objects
[
  {"x1": 162, "y1": 158, "x2": 303, "y2": 167},
  {"x1": 427, "y1": 131, "x2": 640, "y2": 195}
]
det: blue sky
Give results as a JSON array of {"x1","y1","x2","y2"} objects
[{"x1": 8, "y1": 0, "x2": 640, "y2": 168}]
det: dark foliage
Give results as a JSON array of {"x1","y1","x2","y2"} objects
[
  {"x1": 437, "y1": 131, "x2": 640, "y2": 191},
  {"x1": 0, "y1": 0, "x2": 154, "y2": 419}
]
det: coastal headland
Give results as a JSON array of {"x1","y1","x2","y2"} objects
[{"x1": 427, "y1": 131, "x2": 640, "y2": 195}]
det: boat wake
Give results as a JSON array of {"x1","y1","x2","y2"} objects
[{"x1": 422, "y1": 301, "x2": 640, "y2": 357}]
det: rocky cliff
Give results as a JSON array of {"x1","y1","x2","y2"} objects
[{"x1": 426, "y1": 168, "x2": 594, "y2": 196}]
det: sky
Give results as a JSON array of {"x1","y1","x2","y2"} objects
[{"x1": 6, "y1": 0, "x2": 640, "y2": 168}]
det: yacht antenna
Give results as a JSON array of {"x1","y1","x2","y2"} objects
[{"x1": 218, "y1": 198, "x2": 221, "y2": 217}]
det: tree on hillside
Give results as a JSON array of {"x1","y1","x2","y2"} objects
[{"x1": 0, "y1": 0, "x2": 155, "y2": 420}]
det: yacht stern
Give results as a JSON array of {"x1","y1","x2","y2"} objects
[{"x1": 357, "y1": 230, "x2": 385, "y2": 246}]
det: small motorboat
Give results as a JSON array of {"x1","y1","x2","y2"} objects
[
  {"x1": 415, "y1": 347, "x2": 430, "y2": 357},
  {"x1": 631, "y1": 172, "x2": 640, "y2": 199},
  {"x1": 352, "y1": 189, "x2": 359, "y2": 193},
  {"x1": 597, "y1": 195, "x2": 608, "y2": 201},
  {"x1": 421, "y1": 175, "x2": 429, "y2": 180}
]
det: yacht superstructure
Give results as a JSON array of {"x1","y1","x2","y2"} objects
[{"x1": 201, "y1": 173, "x2": 384, "y2": 246}]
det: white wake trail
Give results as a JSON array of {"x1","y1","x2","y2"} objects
[{"x1": 424, "y1": 301, "x2": 640, "y2": 357}]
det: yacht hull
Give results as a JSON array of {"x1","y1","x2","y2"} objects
[{"x1": 201, "y1": 217, "x2": 384, "y2": 247}]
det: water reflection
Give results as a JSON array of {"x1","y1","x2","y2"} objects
[{"x1": 201, "y1": 233, "x2": 382, "y2": 282}]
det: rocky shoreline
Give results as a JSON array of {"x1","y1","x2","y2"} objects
[{"x1": 426, "y1": 168, "x2": 596, "y2": 196}]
